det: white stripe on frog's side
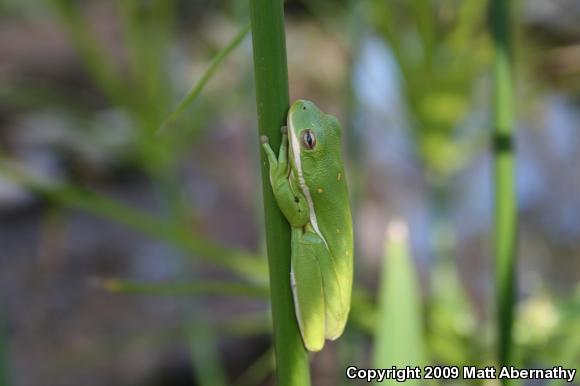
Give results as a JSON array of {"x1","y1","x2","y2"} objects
[
  {"x1": 288, "y1": 115, "x2": 330, "y2": 347},
  {"x1": 288, "y1": 116, "x2": 329, "y2": 251},
  {"x1": 289, "y1": 267, "x2": 305, "y2": 337}
]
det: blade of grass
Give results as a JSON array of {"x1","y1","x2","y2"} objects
[
  {"x1": 49, "y1": 0, "x2": 126, "y2": 107},
  {"x1": 117, "y1": 0, "x2": 175, "y2": 123},
  {"x1": 233, "y1": 347, "x2": 275, "y2": 386},
  {"x1": 102, "y1": 279, "x2": 269, "y2": 298},
  {"x1": 491, "y1": 0, "x2": 517, "y2": 372},
  {"x1": 373, "y1": 221, "x2": 425, "y2": 385},
  {"x1": 249, "y1": 0, "x2": 311, "y2": 384},
  {"x1": 0, "y1": 160, "x2": 267, "y2": 282},
  {"x1": 219, "y1": 311, "x2": 272, "y2": 337},
  {"x1": 52, "y1": 185, "x2": 266, "y2": 281},
  {"x1": 187, "y1": 321, "x2": 228, "y2": 386},
  {"x1": 159, "y1": 23, "x2": 252, "y2": 133}
]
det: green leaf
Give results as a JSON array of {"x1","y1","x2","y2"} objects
[{"x1": 374, "y1": 221, "x2": 426, "y2": 385}]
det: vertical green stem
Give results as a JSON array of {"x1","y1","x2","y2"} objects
[
  {"x1": 491, "y1": 0, "x2": 516, "y2": 371},
  {"x1": 249, "y1": 2, "x2": 311, "y2": 386}
]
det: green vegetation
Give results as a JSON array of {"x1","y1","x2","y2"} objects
[
  {"x1": 249, "y1": 1, "x2": 311, "y2": 385},
  {"x1": 0, "y1": 1, "x2": 578, "y2": 385},
  {"x1": 374, "y1": 221, "x2": 425, "y2": 386},
  {"x1": 491, "y1": 0, "x2": 517, "y2": 370}
]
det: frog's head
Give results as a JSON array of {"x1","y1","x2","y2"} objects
[{"x1": 287, "y1": 100, "x2": 342, "y2": 182}]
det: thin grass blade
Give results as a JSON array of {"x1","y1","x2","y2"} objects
[
  {"x1": 159, "y1": 24, "x2": 251, "y2": 133},
  {"x1": 102, "y1": 279, "x2": 269, "y2": 298}
]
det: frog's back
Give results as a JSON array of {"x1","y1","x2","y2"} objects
[
  {"x1": 289, "y1": 99, "x2": 353, "y2": 306},
  {"x1": 302, "y1": 128, "x2": 353, "y2": 308}
]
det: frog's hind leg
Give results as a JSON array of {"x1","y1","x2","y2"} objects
[
  {"x1": 290, "y1": 228, "x2": 325, "y2": 352},
  {"x1": 290, "y1": 228, "x2": 346, "y2": 351},
  {"x1": 317, "y1": 246, "x2": 347, "y2": 341}
]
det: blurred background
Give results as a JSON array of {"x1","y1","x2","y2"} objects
[{"x1": 0, "y1": 0, "x2": 579, "y2": 385}]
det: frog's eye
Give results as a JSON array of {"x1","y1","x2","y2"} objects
[{"x1": 302, "y1": 129, "x2": 316, "y2": 150}]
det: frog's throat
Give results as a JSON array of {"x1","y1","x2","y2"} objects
[{"x1": 288, "y1": 118, "x2": 329, "y2": 250}]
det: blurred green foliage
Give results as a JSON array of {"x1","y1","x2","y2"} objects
[
  {"x1": 0, "y1": 0, "x2": 578, "y2": 385},
  {"x1": 374, "y1": 222, "x2": 425, "y2": 386},
  {"x1": 369, "y1": 0, "x2": 491, "y2": 179}
]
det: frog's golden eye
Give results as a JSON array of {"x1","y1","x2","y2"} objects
[{"x1": 302, "y1": 129, "x2": 316, "y2": 150}]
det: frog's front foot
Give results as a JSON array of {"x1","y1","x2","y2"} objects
[{"x1": 260, "y1": 135, "x2": 269, "y2": 145}]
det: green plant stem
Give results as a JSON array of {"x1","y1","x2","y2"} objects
[
  {"x1": 491, "y1": 0, "x2": 516, "y2": 371},
  {"x1": 249, "y1": 1, "x2": 311, "y2": 385}
]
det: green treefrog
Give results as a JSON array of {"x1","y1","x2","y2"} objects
[{"x1": 261, "y1": 99, "x2": 353, "y2": 352}]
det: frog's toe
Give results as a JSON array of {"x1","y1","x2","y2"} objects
[{"x1": 260, "y1": 135, "x2": 269, "y2": 144}]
